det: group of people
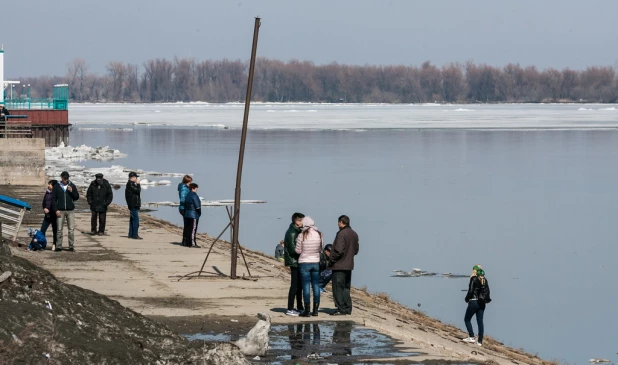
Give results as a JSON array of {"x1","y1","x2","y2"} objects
[
  {"x1": 282, "y1": 213, "x2": 360, "y2": 317},
  {"x1": 27, "y1": 169, "x2": 490, "y2": 347},
  {"x1": 177, "y1": 175, "x2": 201, "y2": 248},
  {"x1": 29, "y1": 170, "x2": 145, "y2": 252}
]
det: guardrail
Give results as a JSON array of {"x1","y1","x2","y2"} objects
[
  {"x1": 4, "y1": 98, "x2": 55, "y2": 110},
  {"x1": 1, "y1": 116, "x2": 32, "y2": 138}
]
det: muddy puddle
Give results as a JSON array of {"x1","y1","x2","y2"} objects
[{"x1": 186, "y1": 321, "x2": 428, "y2": 364}]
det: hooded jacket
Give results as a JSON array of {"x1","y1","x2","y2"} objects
[
  {"x1": 51, "y1": 180, "x2": 79, "y2": 211},
  {"x1": 284, "y1": 223, "x2": 302, "y2": 268},
  {"x1": 183, "y1": 191, "x2": 201, "y2": 219},
  {"x1": 125, "y1": 180, "x2": 141, "y2": 209},
  {"x1": 329, "y1": 225, "x2": 360, "y2": 271},
  {"x1": 87, "y1": 178, "x2": 113, "y2": 212},
  {"x1": 178, "y1": 183, "x2": 189, "y2": 211},
  {"x1": 295, "y1": 217, "x2": 323, "y2": 264}
]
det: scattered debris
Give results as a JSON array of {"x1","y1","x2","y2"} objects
[
  {"x1": 307, "y1": 352, "x2": 323, "y2": 360},
  {"x1": 234, "y1": 313, "x2": 271, "y2": 356},
  {"x1": 231, "y1": 319, "x2": 239, "y2": 323},
  {"x1": 45, "y1": 300, "x2": 53, "y2": 310},
  {"x1": 0, "y1": 271, "x2": 12, "y2": 283},
  {"x1": 253, "y1": 355, "x2": 260, "y2": 360}
]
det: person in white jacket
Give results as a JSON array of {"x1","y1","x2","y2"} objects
[{"x1": 295, "y1": 216, "x2": 324, "y2": 317}]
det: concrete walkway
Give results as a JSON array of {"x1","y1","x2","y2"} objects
[{"x1": 12, "y1": 203, "x2": 548, "y2": 365}]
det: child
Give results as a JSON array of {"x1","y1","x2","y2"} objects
[{"x1": 28, "y1": 228, "x2": 48, "y2": 251}]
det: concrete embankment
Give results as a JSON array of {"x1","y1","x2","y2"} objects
[
  {"x1": 0, "y1": 139, "x2": 46, "y2": 186},
  {"x1": 1, "y1": 183, "x2": 555, "y2": 365}
]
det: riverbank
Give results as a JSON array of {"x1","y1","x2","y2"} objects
[{"x1": 2, "y1": 185, "x2": 555, "y2": 365}]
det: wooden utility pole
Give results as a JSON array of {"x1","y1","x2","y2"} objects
[{"x1": 231, "y1": 17, "x2": 261, "y2": 279}]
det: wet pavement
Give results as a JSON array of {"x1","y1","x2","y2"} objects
[{"x1": 187, "y1": 321, "x2": 423, "y2": 364}]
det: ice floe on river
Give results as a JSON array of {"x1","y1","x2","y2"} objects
[{"x1": 45, "y1": 142, "x2": 184, "y2": 188}]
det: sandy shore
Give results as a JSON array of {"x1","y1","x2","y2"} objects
[{"x1": 7, "y1": 186, "x2": 552, "y2": 364}]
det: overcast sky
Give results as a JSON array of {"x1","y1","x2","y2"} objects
[{"x1": 3, "y1": 0, "x2": 618, "y2": 77}]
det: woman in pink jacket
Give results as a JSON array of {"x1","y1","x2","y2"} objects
[{"x1": 295, "y1": 216, "x2": 323, "y2": 317}]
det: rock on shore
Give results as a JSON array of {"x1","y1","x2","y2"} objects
[{"x1": 0, "y1": 239, "x2": 249, "y2": 365}]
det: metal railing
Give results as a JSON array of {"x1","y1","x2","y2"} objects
[
  {"x1": 0, "y1": 116, "x2": 32, "y2": 138},
  {"x1": 4, "y1": 98, "x2": 54, "y2": 110}
]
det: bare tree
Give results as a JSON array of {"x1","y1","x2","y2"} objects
[{"x1": 67, "y1": 58, "x2": 89, "y2": 101}]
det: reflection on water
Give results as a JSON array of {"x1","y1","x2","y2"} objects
[{"x1": 186, "y1": 321, "x2": 418, "y2": 364}]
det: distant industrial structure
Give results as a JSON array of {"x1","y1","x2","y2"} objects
[{"x1": 1, "y1": 45, "x2": 70, "y2": 146}]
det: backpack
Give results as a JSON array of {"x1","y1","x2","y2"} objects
[{"x1": 478, "y1": 281, "x2": 491, "y2": 304}]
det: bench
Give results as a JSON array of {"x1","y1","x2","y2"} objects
[{"x1": 0, "y1": 195, "x2": 32, "y2": 242}]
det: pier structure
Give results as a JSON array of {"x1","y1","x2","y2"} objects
[{"x1": 1, "y1": 46, "x2": 70, "y2": 147}]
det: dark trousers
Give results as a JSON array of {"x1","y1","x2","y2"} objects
[
  {"x1": 287, "y1": 266, "x2": 304, "y2": 311},
  {"x1": 183, "y1": 217, "x2": 198, "y2": 246},
  {"x1": 179, "y1": 210, "x2": 185, "y2": 244},
  {"x1": 464, "y1": 300, "x2": 486, "y2": 343},
  {"x1": 332, "y1": 270, "x2": 353, "y2": 314},
  {"x1": 91, "y1": 211, "x2": 107, "y2": 233},
  {"x1": 129, "y1": 208, "x2": 140, "y2": 238},
  {"x1": 40, "y1": 214, "x2": 57, "y2": 245}
]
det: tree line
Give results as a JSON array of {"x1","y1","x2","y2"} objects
[{"x1": 13, "y1": 58, "x2": 618, "y2": 104}]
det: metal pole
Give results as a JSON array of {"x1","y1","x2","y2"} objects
[{"x1": 231, "y1": 17, "x2": 261, "y2": 279}]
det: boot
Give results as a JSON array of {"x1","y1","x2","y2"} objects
[
  {"x1": 311, "y1": 302, "x2": 320, "y2": 317},
  {"x1": 300, "y1": 302, "x2": 311, "y2": 317}
]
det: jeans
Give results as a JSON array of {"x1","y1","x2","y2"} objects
[
  {"x1": 56, "y1": 210, "x2": 76, "y2": 249},
  {"x1": 91, "y1": 211, "x2": 107, "y2": 233},
  {"x1": 332, "y1": 270, "x2": 353, "y2": 314},
  {"x1": 129, "y1": 208, "x2": 140, "y2": 238},
  {"x1": 319, "y1": 270, "x2": 332, "y2": 288},
  {"x1": 464, "y1": 300, "x2": 486, "y2": 343},
  {"x1": 299, "y1": 263, "x2": 320, "y2": 306},
  {"x1": 287, "y1": 267, "x2": 304, "y2": 311},
  {"x1": 40, "y1": 213, "x2": 57, "y2": 245}
]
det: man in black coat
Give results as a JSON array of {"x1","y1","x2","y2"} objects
[
  {"x1": 329, "y1": 215, "x2": 360, "y2": 316},
  {"x1": 125, "y1": 172, "x2": 142, "y2": 239},
  {"x1": 86, "y1": 173, "x2": 113, "y2": 235}
]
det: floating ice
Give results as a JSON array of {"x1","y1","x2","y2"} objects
[
  {"x1": 45, "y1": 143, "x2": 187, "y2": 188},
  {"x1": 78, "y1": 127, "x2": 133, "y2": 131},
  {"x1": 46, "y1": 142, "x2": 127, "y2": 162},
  {"x1": 143, "y1": 200, "x2": 266, "y2": 208}
]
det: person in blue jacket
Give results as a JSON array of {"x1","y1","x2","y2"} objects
[
  {"x1": 28, "y1": 228, "x2": 48, "y2": 251},
  {"x1": 177, "y1": 175, "x2": 193, "y2": 245},
  {"x1": 183, "y1": 183, "x2": 201, "y2": 248}
]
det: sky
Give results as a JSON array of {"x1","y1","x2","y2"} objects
[{"x1": 2, "y1": 0, "x2": 618, "y2": 77}]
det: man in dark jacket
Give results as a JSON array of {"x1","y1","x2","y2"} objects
[
  {"x1": 125, "y1": 172, "x2": 142, "y2": 239},
  {"x1": 51, "y1": 171, "x2": 79, "y2": 252},
  {"x1": 329, "y1": 215, "x2": 359, "y2": 315},
  {"x1": 284, "y1": 212, "x2": 305, "y2": 316},
  {"x1": 0, "y1": 104, "x2": 10, "y2": 122},
  {"x1": 86, "y1": 173, "x2": 113, "y2": 235}
]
